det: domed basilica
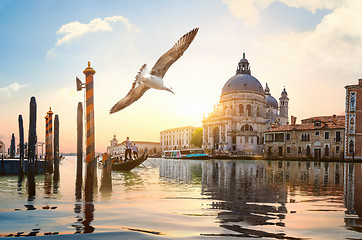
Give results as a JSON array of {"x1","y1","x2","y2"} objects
[{"x1": 202, "y1": 53, "x2": 289, "y2": 155}]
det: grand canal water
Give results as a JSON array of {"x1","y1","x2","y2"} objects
[{"x1": 0, "y1": 157, "x2": 362, "y2": 239}]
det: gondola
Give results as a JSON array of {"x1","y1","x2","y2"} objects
[{"x1": 111, "y1": 154, "x2": 148, "y2": 171}]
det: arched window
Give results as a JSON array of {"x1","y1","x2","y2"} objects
[
  {"x1": 306, "y1": 145, "x2": 311, "y2": 156},
  {"x1": 257, "y1": 106, "x2": 260, "y2": 116},
  {"x1": 349, "y1": 140, "x2": 354, "y2": 154},
  {"x1": 241, "y1": 124, "x2": 253, "y2": 132},
  {"x1": 325, "y1": 145, "x2": 329, "y2": 157},
  {"x1": 246, "y1": 104, "x2": 252, "y2": 116},
  {"x1": 239, "y1": 104, "x2": 244, "y2": 116},
  {"x1": 351, "y1": 97, "x2": 356, "y2": 110}
]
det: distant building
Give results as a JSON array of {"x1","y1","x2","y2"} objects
[
  {"x1": 107, "y1": 134, "x2": 161, "y2": 158},
  {"x1": 0, "y1": 141, "x2": 5, "y2": 157},
  {"x1": 264, "y1": 115, "x2": 345, "y2": 160},
  {"x1": 107, "y1": 135, "x2": 125, "y2": 158},
  {"x1": 202, "y1": 53, "x2": 288, "y2": 155},
  {"x1": 345, "y1": 79, "x2": 362, "y2": 160},
  {"x1": 160, "y1": 126, "x2": 197, "y2": 152}
]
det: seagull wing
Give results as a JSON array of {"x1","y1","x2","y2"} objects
[
  {"x1": 150, "y1": 28, "x2": 199, "y2": 78},
  {"x1": 110, "y1": 83, "x2": 151, "y2": 114}
]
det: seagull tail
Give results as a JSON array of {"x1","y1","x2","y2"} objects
[
  {"x1": 135, "y1": 64, "x2": 148, "y2": 84},
  {"x1": 164, "y1": 87, "x2": 175, "y2": 94}
]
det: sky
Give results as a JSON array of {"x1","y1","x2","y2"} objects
[{"x1": 0, "y1": 0, "x2": 361, "y2": 153}]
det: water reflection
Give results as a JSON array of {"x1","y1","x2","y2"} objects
[
  {"x1": 82, "y1": 201, "x2": 95, "y2": 233},
  {"x1": 115, "y1": 171, "x2": 145, "y2": 191},
  {"x1": 344, "y1": 163, "x2": 362, "y2": 233},
  {"x1": 159, "y1": 159, "x2": 361, "y2": 238}
]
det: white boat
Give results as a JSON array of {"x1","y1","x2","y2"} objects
[
  {"x1": 162, "y1": 150, "x2": 182, "y2": 159},
  {"x1": 163, "y1": 149, "x2": 209, "y2": 160}
]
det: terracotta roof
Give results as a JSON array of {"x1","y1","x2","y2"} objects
[
  {"x1": 267, "y1": 115, "x2": 345, "y2": 132},
  {"x1": 301, "y1": 115, "x2": 345, "y2": 124}
]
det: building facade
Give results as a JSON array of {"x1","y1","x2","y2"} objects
[
  {"x1": 202, "y1": 54, "x2": 289, "y2": 155},
  {"x1": 160, "y1": 126, "x2": 197, "y2": 152},
  {"x1": 107, "y1": 135, "x2": 161, "y2": 158},
  {"x1": 264, "y1": 115, "x2": 345, "y2": 160},
  {"x1": 345, "y1": 79, "x2": 362, "y2": 160}
]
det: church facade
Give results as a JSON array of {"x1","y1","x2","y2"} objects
[{"x1": 202, "y1": 54, "x2": 289, "y2": 155}]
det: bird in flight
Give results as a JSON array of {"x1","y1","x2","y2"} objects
[{"x1": 110, "y1": 27, "x2": 199, "y2": 114}]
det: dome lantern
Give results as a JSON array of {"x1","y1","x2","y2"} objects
[{"x1": 236, "y1": 52, "x2": 251, "y2": 75}]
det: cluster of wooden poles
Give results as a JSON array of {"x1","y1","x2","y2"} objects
[{"x1": 3, "y1": 97, "x2": 61, "y2": 200}]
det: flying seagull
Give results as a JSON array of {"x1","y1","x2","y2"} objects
[{"x1": 110, "y1": 27, "x2": 199, "y2": 114}]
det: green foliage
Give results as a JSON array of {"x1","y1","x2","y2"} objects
[{"x1": 191, "y1": 128, "x2": 203, "y2": 148}]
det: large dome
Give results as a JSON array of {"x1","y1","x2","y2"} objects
[{"x1": 222, "y1": 74, "x2": 264, "y2": 96}]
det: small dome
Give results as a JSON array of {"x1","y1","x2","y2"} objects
[
  {"x1": 266, "y1": 95, "x2": 278, "y2": 109},
  {"x1": 222, "y1": 74, "x2": 264, "y2": 96},
  {"x1": 280, "y1": 87, "x2": 289, "y2": 100}
]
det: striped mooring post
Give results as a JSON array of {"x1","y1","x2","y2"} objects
[
  {"x1": 83, "y1": 61, "x2": 96, "y2": 201},
  {"x1": 45, "y1": 115, "x2": 49, "y2": 173},
  {"x1": 46, "y1": 107, "x2": 54, "y2": 173}
]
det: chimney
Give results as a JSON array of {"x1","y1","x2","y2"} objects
[
  {"x1": 333, "y1": 114, "x2": 336, "y2": 125},
  {"x1": 359, "y1": 79, "x2": 362, "y2": 85},
  {"x1": 291, "y1": 116, "x2": 297, "y2": 126}
]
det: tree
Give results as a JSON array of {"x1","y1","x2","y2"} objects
[{"x1": 191, "y1": 128, "x2": 203, "y2": 148}]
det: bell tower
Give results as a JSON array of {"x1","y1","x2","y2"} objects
[{"x1": 279, "y1": 87, "x2": 289, "y2": 126}]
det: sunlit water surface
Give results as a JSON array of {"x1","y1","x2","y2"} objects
[{"x1": 0, "y1": 157, "x2": 362, "y2": 239}]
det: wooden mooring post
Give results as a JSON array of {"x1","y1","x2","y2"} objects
[
  {"x1": 10, "y1": 133, "x2": 15, "y2": 159},
  {"x1": 100, "y1": 153, "x2": 112, "y2": 193},
  {"x1": 76, "y1": 102, "x2": 83, "y2": 200},
  {"x1": 28, "y1": 97, "x2": 37, "y2": 198},
  {"x1": 18, "y1": 115, "x2": 24, "y2": 177},
  {"x1": 54, "y1": 114, "x2": 60, "y2": 181}
]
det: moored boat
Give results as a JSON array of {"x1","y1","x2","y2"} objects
[{"x1": 163, "y1": 149, "x2": 210, "y2": 160}]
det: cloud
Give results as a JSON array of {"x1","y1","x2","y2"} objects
[
  {"x1": 0, "y1": 82, "x2": 26, "y2": 97},
  {"x1": 248, "y1": 0, "x2": 362, "y2": 118},
  {"x1": 47, "y1": 15, "x2": 140, "y2": 57},
  {"x1": 222, "y1": 0, "x2": 342, "y2": 26}
]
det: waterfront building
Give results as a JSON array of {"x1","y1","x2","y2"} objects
[
  {"x1": 264, "y1": 115, "x2": 345, "y2": 160},
  {"x1": 107, "y1": 134, "x2": 161, "y2": 158},
  {"x1": 160, "y1": 126, "x2": 197, "y2": 152},
  {"x1": 345, "y1": 79, "x2": 362, "y2": 160},
  {"x1": 202, "y1": 53, "x2": 288, "y2": 155}
]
